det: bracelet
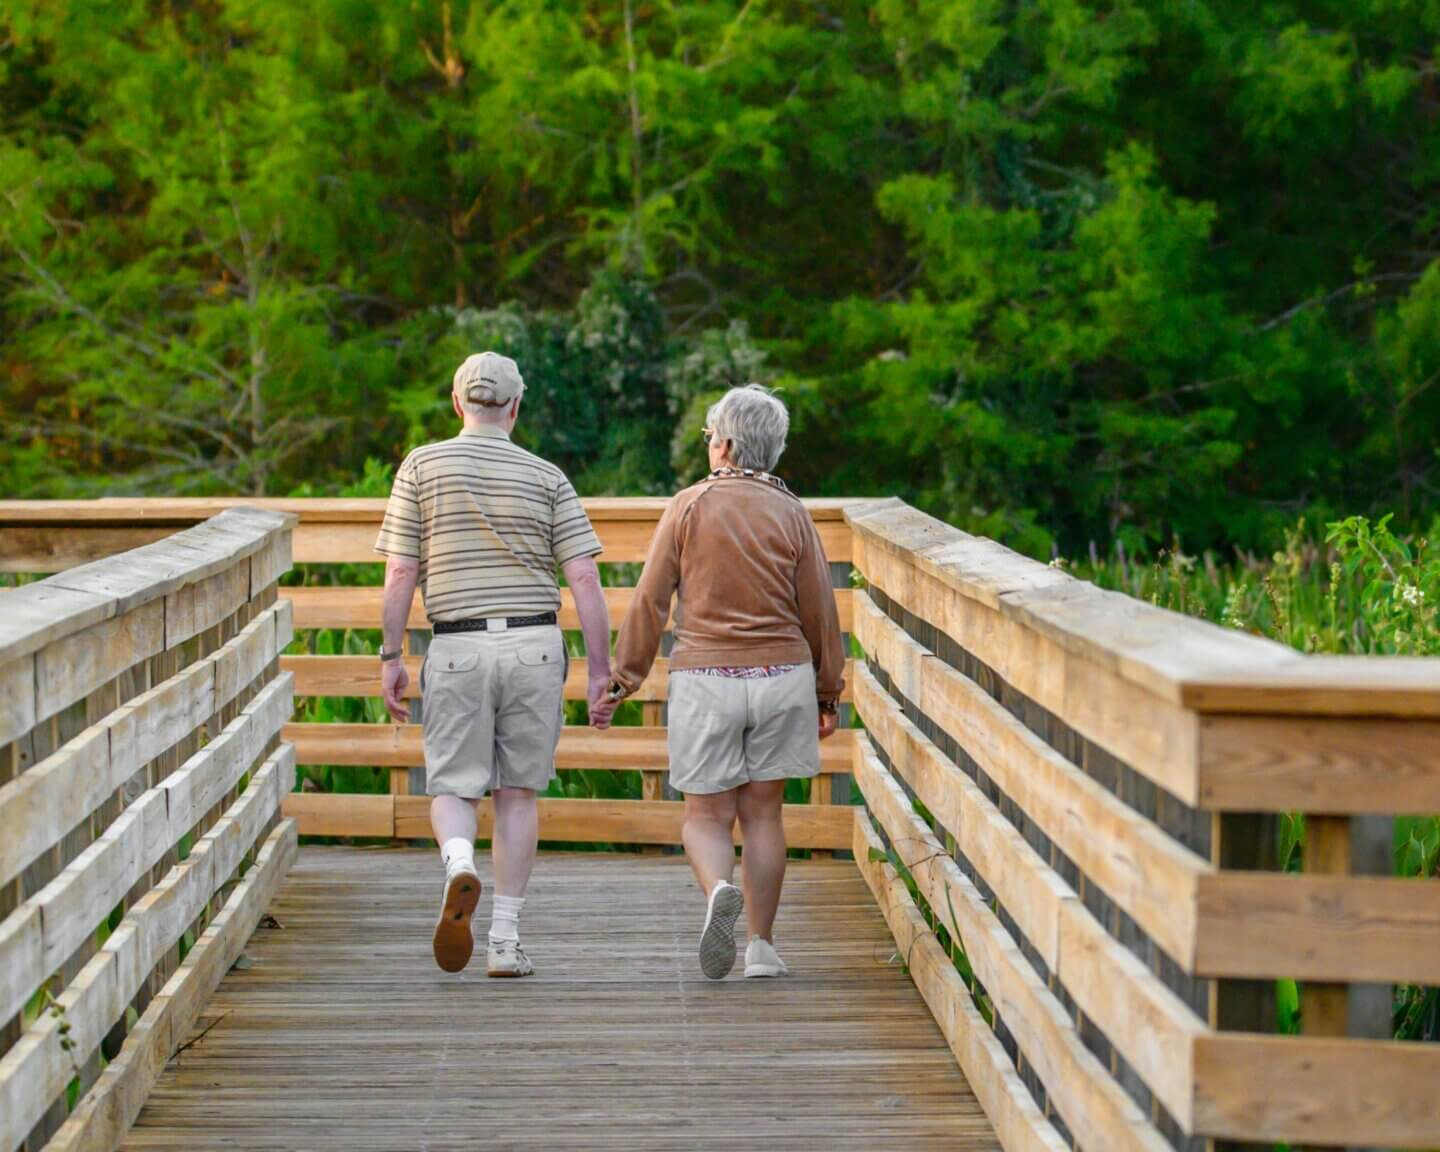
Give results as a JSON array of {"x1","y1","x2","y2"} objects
[
  {"x1": 380, "y1": 649, "x2": 404, "y2": 663},
  {"x1": 818, "y1": 699, "x2": 840, "y2": 716}
]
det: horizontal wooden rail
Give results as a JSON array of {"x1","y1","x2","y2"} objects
[
  {"x1": 854, "y1": 813, "x2": 1070, "y2": 1152},
  {"x1": 47, "y1": 820, "x2": 298, "y2": 1152},
  {"x1": 0, "y1": 497, "x2": 858, "y2": 571},
  {"x1": 281, "y1": 793, "x2": 852, "y2": 849},
  {"x1": 1, "y1": 508, "x2": 298, "y2": 1152},
  {"x1": 283, "y1": 653, "x2": 857, "y2": 704},
  {"x1": 853, "y1": 732, "x2": 1195, "y2": 1141},
  {"x1": 846, "y1": 498, "x2": 1440, "y2": 1151},
  {"x1": 284, "y1": 721, "x2": 855, "y2": 774},
  {"x1": 279, "y1": 584, "x2": 855, "y2": 634}
]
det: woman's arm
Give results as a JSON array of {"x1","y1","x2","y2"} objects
[
  {"x1": 796, "y1": 518, "x2": 846, "y2": 710},
  {"x1": 608, "y1": 498, "x2": 684, "y2": 698}
]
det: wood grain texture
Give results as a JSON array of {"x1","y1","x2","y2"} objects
[
  {"x1": 279, "y1": 793, "x2": 852, "y2": 849},
  {"x1": 2, "y1": 676, "x2": 292, "y2": 1025},
  {"x1": 851, "y1": 525, "x2": 1204, "y2": 803},
  {"x1": 854, "y1": 593, "x2": 1209, "y2": 966},
  {"x1": 847, "y1": 498, "x2": 1440, "y2": 720},
  {"x1": 854, "y1": 812, "x2": 1068, "y2": 1152},
  {"x1": 0, "y1": 508, "x2": 292, "y2": 657},
  {"x1": 1198, "y1": 712, "x2": 1440, "y2": 813},
  {"x1": 49, "y1": 821, "x2": 298, "y2": 1152},
  {"x1": 851, "y1": 736, "x2": 1173, "y2": 1152},
  {"x1": 0, "y1": 748, "x2": 292, "y2": 1151},
  {"x1": 0, "y1": 601, "x2": 288, "y2": 891},
  {"x1": 284, "y1": 721, "x2": 854, "y2": 774},
  {"x1": 280, "y1": 584, "x2": 855, "y2": 634},
  {"x1": 283, "y1": 653, "x2": 856, "y2": 704},
  {"x1": 1191, "y1": 1033, "x2": 1440, "y2": 1147},
  {"x1": 851, "y1": 732, "x2": 1200, "y2": 1133},
  {"x1": 107, "y1": 844, "x2": 991, "y2": 1152},
  {"x1": 1195, "y1": 870, "x2": 1440, "y2": 983}
]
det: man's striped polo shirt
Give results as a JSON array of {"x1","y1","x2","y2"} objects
[{"x1": 374, "y1": 425, "x2": 602, "y2": 623}]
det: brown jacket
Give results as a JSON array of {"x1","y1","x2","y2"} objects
[{"x1": 610, "y1": 474, "x2": 846, "y2": 703}]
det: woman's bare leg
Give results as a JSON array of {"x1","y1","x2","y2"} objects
[
  {"x1": 736, "y1": 780, "x2": 787, "y2": 940},
  {"x1": 682, "y1": 789, "x2": 740, "y2": 896}
]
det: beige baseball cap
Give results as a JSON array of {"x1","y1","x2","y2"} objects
[{"x1": 454, "y1": 351, "x2": 525, "y2": 406}]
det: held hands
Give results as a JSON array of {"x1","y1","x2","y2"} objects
[
  {"x1": 588, "y1": 675, "x2": 618, "y2": 730},
  {"x1": 382, "y1": 660, "x2": 410, "y2": 724},
  {"x1": 818, "y1": 709, "x2": 839, "y2": 741}
]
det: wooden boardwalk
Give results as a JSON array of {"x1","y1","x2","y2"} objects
[{"x1": 119, "y1": 847, "x2": 996, "y2": 1151}]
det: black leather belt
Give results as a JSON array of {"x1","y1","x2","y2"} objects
[{"x1": 433, "y1": 612, "x2": 558, "y2": 635}]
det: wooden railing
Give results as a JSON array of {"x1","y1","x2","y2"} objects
[
  {"x1": 0, "y1": 508, "x2": 298, "y2": 1152},
  {"x1": 845, "y1": 498, "x2": 1440, "y2": 1152},
  {"x1": 8, "y1": 495, "x2": 1437, "y2": 1149},
  {"x1": 1, "y1": 498, "x2": 860, "y2": 852}
]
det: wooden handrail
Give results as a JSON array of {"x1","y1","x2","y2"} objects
[
  {"x1": 0, "y1": 510, "x2": 298, "y2": 1152},
  {"x1": 845, "y1": 498, "x2": 1440, "y2": 1151}
]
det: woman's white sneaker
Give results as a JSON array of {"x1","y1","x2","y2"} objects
[
  {"x1": 699, "y1": 882, "x2": 745, "y2": 979},
  {"x1": 744, "y1": 937, "x2": 789, "y2": 978}
]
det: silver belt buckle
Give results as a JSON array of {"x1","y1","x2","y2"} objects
[{"x1": 487, "y1": 616, "x2": 509, "y2": 633}]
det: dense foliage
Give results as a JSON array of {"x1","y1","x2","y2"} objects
[{"x1": 4, "y1": 1, "x2": 1440, "y2": 555}]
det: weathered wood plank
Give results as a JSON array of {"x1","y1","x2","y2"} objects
[
  {"x1": 1192, "y1": 1033, "x2": 1440, "y2": 1148},
  {"x1": 854, "y1": 812, "x2": 1069, "y2": 1152},
  {"x1": 279, "y1": 793, "x2": 852, "y2": 849},
  {"x1": 0, "y1": 602, "x2": 287, "y2": 891},
  {"x1": 47, "y1": 820, "x2": 298, "y2": 1152},
  {"x1": 284, "y1": 721, "x2": 854, "y2": 773},
  {"x1": 34, "y1": 600, "x2": 165, "y2": 726},
  {"x1": 1198, "y1": 712, "x2": 1440, "y2": 813},
  {"x1": 279, "y1": 584, "x2": 855, "y2": 635},
  {"x1": 0, "y1": 749, "x2": 291, "y2": 1151},
  {"x1": 855, "y1": 594, "x2": 1208, "y2": 965},
  {"x1": 1195, "y1": 871, "x2": 1440, "y2": 984},
  {"x1": 852, "y1": 732, "x2": 1201, "y2": 1133},
  {"x1": 852, "y1": 525, "x2": 1204, "y2": 803},
  {"x1": 0, "y1": 508, "x2": 292, "y2": 663},
  {"x1": 852, "y1": 735, "x2": 1173, "y2": 1152},
  {"x1": 2, "y1": 676, "x2": 291, "y2": 1025},
  {"x1": 282, "y1": 653, "x2": 855, "y2": 705}
]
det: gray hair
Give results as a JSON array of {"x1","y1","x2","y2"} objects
[{"x1": 706, "y1": 384, "x2": 789, "y2": 472}]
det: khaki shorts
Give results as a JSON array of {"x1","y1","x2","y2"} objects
[
  {"x1": 420, "y1": 625, "x2": 567, "y2": 796},
  {"x1": 666, "y1": 665, "x2": 821, "y2": 795}
]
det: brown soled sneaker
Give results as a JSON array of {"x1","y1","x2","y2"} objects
[{"x1": 432, "y1": 867, "x2": 482, "y2": 973}]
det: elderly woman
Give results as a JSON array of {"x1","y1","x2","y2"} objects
[{"x1": 594, "y1": 385, "x2": 845, "y2": 979}]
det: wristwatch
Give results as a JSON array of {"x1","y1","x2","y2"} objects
[{"x1": 380, "y1": 649, "x2": 404, "y2": 663}]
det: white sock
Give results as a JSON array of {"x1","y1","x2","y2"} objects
[
  {"x1": 490, "y1": 895, "x2": 525, "y2": 943},
  {"x1": 440, "y1": 837, "x2": 475, "y2": 877}
]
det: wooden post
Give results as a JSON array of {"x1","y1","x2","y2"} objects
[
  {"x1": 397, "y1": 628, "x2": 430, "y2": 836},
  {"x1": 1210, "y1": 812, "x2": 1278, "y2": 1152},
  {"x1": 1300, "y1": 814, "x2": 1391, "y2": 1152},
  {"x1": 641, "y1": 701, "x2": 664, "y2": 853}
]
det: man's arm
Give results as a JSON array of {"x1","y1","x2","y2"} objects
[
  {"x1": 562, "y1": 555, "x2": 613, "y2": 727},
  {"x1": 381, "y1": 554, "x2": 420, "y2": 723}
]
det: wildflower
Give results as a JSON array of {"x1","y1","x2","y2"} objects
[
  {"x1": 1048, "y1": 557, "x2": 1068, "y2": 569},
  {"x1": 1396, "y1": 579, "x2": 1423, "y2": 608}
]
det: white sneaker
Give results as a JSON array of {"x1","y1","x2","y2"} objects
[
  {"x1": 487, "y1": 938, "x2": 534, "y2": 978},
  {"x1": 699, "y1": 882, "x2": 745, "y2": 980},
  {"x1": 745, "y1": 937, "x2": 789, "y2": 978},
  {"x1": 432, "y1": 866, "x2": 481, "y2": 973}
]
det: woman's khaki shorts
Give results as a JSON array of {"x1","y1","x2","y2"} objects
[
  {"x1": 420, "y1": 626, "x2": 566, "y2": 797},
  {"x1": 666, "y1": 665, "x2": 821, "y2": 795}
]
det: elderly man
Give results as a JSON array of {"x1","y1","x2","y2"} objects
[{"x1": 376, "y1": 352, "x2": 611, "y2": 976}]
